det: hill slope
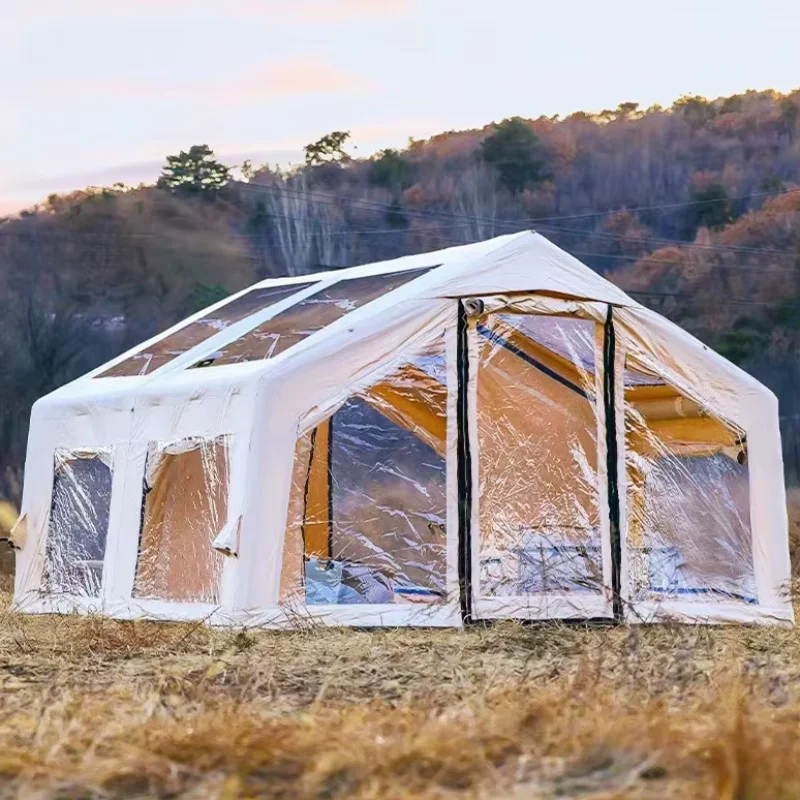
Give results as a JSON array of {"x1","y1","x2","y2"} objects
[{"x1": 2, "y1": 88, "x2": 800, "y2": 502}]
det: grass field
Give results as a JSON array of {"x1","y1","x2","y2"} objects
[{"x1": 1, "y1": 569, "x2": 800, "y2": 800}]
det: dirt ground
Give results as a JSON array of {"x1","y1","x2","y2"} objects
[{"x1": 1, "y1": 567, "x2": 800, "y2": 800}]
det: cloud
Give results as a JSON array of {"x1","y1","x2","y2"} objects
[
  {"x1": 8, "y1": 0, "x2": 412, "y2": 24},
  {"x1": 0, "y1": 106, "x2": 21, "y2": 137},
  {"x1": 42, "y1": 59, "x2": 374, "y2": 106},
  {"x1": 0, "y1": 17, "x2": 26, "y2": 49},
  {"x1": 350, "y1": 120, "x2": 448, "y2": 142},
  {"x1": 238, "y1": 58, "x2": 376, "y2": 99},
  {"x1": 0, "y1": 198, "x2": 27, "y2": 216},
  {"x1": 13, "y1": 160, "x2": 166, "y2": 194},
  {"x1": 7, "y1": 143, "x2": 302, "y2": 197},
  {"x1": 3, "y1": 119, "x2": 443, "y2": 203},
  {"x1": 250, "y1": 59, "x2": 374, "y2": 97},
  {"x1": 295, "y1": 0, "x2": 411, "y2": 21}
]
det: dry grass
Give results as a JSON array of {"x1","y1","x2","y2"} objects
[{"x1": 1, "y1": 574, "x2": 800, "y2": 799}]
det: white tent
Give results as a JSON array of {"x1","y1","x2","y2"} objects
[{"x1": 11, "y1": 232, "x2": 794, "y2": 626}]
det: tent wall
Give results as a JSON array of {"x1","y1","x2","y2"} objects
[
  {"x1": 14, "y1": 368, "x2": 258, "y2": 621},
  {"x1": 613, "y1": 307, "x2": 791, "y2": 623}
]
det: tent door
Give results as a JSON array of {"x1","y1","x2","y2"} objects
[{"x1": 460, "y1": 301, "x2": 617, "y2": 622}]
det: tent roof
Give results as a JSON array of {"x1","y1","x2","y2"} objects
[
  {"x1": 230, "y1": 230, "x2": 640, "y2": 306},
  {"x1": 78, "y1": 231, "x2": 638, "y2": 384},
  {"x1": 38, "y1": 230, "x2": 754, "y2": 419}
]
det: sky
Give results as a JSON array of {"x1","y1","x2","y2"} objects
[{"x1": 2, "y1": 0, "x2": 799, "y2": 213}]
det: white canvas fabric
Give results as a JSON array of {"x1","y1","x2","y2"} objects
[{"x1": 13, "y1": 231, "x2": 793, "y2": 626}]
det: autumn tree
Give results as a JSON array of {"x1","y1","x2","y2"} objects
[
  {"x1": 684, "y1": 183, "x2": 732, "y2": 233},
  {"x1": 240, "y1": 159, "x2": 255, "y2": 181},
  {"x1": 718, "y1": 317, "x2": 772, "y2": 364},
  {"x1": 616, "y1": 101, "x2": 641, "y2": 119},
  {"x1": 157, "y1": 145, "x2": 231, "y2": 194},
  {"x1": 673, "y1": 94, "x2": 715, "y2": 125},
  {"x1": 369, "y1": 149, "x2": 413, "y2": 189},
  {"x1": 304, "y1": 131, "x2": 352, "y2": 166},
  {"x1": 481, "y1": 118, "x2": 551, "y2": 194}
]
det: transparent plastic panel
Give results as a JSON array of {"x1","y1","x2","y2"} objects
[
  {"x1": 476, "y1": 314, "x2": 604, "y2": 598},
  {"x1": 280, "y1": 338, "x2": 447, "y2": 606},
  {"x1": 133, "y1": 436, "x2": 229, "y2": 603},
  {"x1": 194, "y1": 267, "x2": 433, "y2": 368},
  {"x1": 99, "y1": 283, "x2": 312, "y2": 377},
  {"x1": 624, "y1": 363, "x2": 756, "y2": 606},
  {"x1": 44, "y1": 450, "x2": 112, "y2": 597}
]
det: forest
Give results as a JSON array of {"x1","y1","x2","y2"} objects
[{"x1": 2, "y1": 88, "x2": 800, "y2": 507}]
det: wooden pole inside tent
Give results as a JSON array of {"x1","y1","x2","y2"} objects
[{"x1": 303, "y1": 419, "x2": 332, "y2": 559}]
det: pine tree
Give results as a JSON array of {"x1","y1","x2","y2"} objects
[{"x1": 157, "y1": 144, "x2": 231, "y2": 194}]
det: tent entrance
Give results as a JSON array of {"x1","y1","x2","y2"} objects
[{"x1": 461, "y1": 301, "x2": 617, "y2": 621}]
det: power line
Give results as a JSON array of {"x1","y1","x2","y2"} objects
[
  {"x1": 521, "y1": 187, "x2": 800, "y2": 224},
  {"x1": 4, "y1": 216, "x2": 798, "y2": 276},
  {"x1": 8, "y1": 180, "x2": 799, "y2": 259},
  {"x1": 626, "y1": 289, "x2": 777, "y2": 308},
  {"x1": 235, "y1": 179, "x2": 800, "y2": 229},
  {"x1": 0, "y1": 219, "x2": 477, "y2": 248},
  {"x1": 5, "y1": 183, "x2": 800, "y2": 279},
  {"x1": 536, "y1": 223, "x2": 800, "y2": 259},
  {"x1": 235, "y1": 180, "x2": 800, "y2": 263},
  {"x1": 559, "y1": 248, "x2": 800, "y2": 275}
]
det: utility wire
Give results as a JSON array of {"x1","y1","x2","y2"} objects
[
  {"x1": 6, "y1": 182, "x2": 800, "y2": 278},
  {"x1": 7, "y1": 180, "x2": 799, "y2": 259},
  {"x1": 536, "y1": 223, "x2": 800, "y2": 259},
  {"x1": 5, "y1": 217, "x2": 798, "y2": 275},
  {"x1": 235, "y1": 180, "x2": 800, "y2": 261},
  {"x1": 626, "y1": 290, "x2": 777, "y2": 308},
  {"x1": 519, "y1": 187, "x2": 800, "y2": 223},
  {"x1": 15, "y1": 209, "x2": 795, "y2": 273},
  {"x1": 234, "y1": 179, "x2": 800, "y2": 229}
]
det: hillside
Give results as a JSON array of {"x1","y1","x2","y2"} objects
[{"x1": 2, "y1": 88, "x2": 800, "y2": 504}]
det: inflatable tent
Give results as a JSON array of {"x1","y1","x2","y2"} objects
[{"x1": 11, "y1": 232, "x2": 793, "y2": 626}]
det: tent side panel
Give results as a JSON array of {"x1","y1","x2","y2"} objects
[{"x1": 614, "y1": 306, "x2": 792, "y2": 623}]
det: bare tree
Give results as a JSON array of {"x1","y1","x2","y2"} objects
[
  {"x1": 315, "y1": 201, "x2": 351, "y2": 269},
  {"x1": 0, "y1": 295, "x2": 116, "y2": 505},
  {"x1": 456, "y1": 162, "x2": 497, "y2": 243},
  {"x1": 263, "y1": 174, "x2": 317, "y2": 275}
]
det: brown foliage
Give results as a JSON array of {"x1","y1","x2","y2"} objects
[{"x1": 4, "y1": 88, "x2": 800, "y2": 505}]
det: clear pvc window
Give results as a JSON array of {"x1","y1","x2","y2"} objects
[
  {"x1": 44, "y1": 449, "x2": 112, "y2": 597},
  {"x1": 133, "y1": 436, "x2": 229, "y2": 603},
  {"x1": 475, "y1": 314, "x2": 604, "y2": 597},
  {"x1": 193, "y1": 268, "x2": 433, "y2": 368},
  {"x1": 280, "y1": 338, "x2": 447, "y2": 606},
  {"x1": 624, "y1": 363, "x2": 756, "y2": 604},
  {"x1": 99, "y1": 283, "x2": 312, "y2": 377}
]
